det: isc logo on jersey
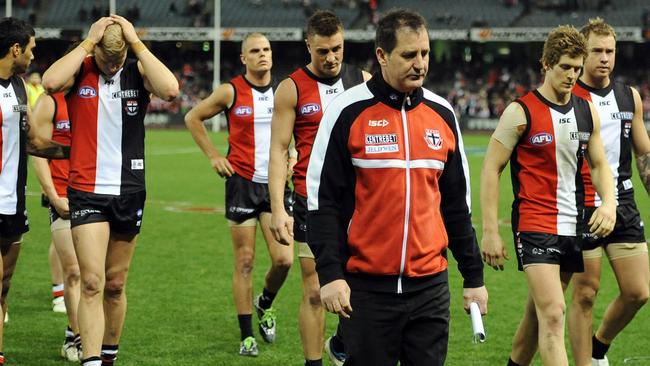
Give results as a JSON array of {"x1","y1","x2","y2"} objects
[
  {"x1": 300, "y1": 103, "x2": 320, "y2": 116},
  {"x1": 55, "y1": 120, "x2": 70, "y2": 131},
  {"x1": 530, "y1": 132, "x2": 553, "y2": 146},
  {"x1": 78, "y1": 86, "x2": 97, "y2": 98},
  {"x1": 234, "y1": 106, "x2": 253, "y2": 116},
  {"x1": 369, "y1": 119, "x2": 389, "y2": 127}
]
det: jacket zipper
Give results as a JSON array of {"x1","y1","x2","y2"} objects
[{"x1": 397, "y1": 95, "x2": 411, "y2": 294}]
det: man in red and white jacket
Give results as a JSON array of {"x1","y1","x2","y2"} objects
[{"x1": 306, "y1": 9, "x2": 487, "y2": 366}]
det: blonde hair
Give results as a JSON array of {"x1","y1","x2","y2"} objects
[
  {"x1": 580, "y1": 17, "x2": 616, "y2": 41},
  {"x1": 540, "y1": 25, "x2": 587, "y2": 68},
  {"x1": 99, "y1": 24, "x2": 127, "y2": 58}
]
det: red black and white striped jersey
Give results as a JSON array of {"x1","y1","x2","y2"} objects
[
  {"x1": 49, "y1": 92, "x2": 71, "y2": 198},
  {"x1": 289, "y1": 63, "x2": 364, "y2": 197},
  {"x1": 0, "y1": 75, "x2": 28, "y2": 215},
  {"x1": 66, "y1": 57, "x2": 150, "y2": 195},
  {"x1": 573, "y1": 80, "x2": 636, "y2": 207},
  {"x1": 511, "y1": 90, "x2": 593, "y2": 236},
  {"x1": 225, "y1": 75, "x2": 274, "y2": 183}
]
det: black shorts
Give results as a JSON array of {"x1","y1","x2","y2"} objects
[
  {"x1": 0, "y1": 211, "x2": 29, "y2": 238},
  {"x1": 68, "y1": 187, "x2": 146, "y2": 235},
  {"x1": 582, "y1": 201, "x2": 646, "y2": 250},
  {"x1": 48, "y1": 205, "x2": 70, "y2": 225},
  {"x1": 293, "y1": 193, "x2": 308, "y2": 243},
  {"x1": 225, "y1": 173, "x2": 292, "y2": 223},
  {"x1": 515, "y1": 232, "x2": 583, "y2": 273}
]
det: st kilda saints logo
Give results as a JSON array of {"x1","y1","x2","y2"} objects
[
  {"x1": 424, "y1": 129, "x2": 443, "y2": 150},
  {"x1": 125, "y1": 100, "x2": 139, "y2": 116}
]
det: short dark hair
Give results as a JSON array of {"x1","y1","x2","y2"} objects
[
  {"x1": 0, "y1": 17, "x2": 35, "y2": 58},
  {"x1": 376, "y1": 9, "x2": 427, "y2": 54},
  {"x1": 305, "y1": 10, "x2": 343, "y2": 39}
]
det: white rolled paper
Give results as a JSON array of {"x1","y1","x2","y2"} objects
[{"x1": 470, "y1": 302, "x2": 486, "y2": 343}]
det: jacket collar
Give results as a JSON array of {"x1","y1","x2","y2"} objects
[{"x1": 367, "y1": 71, "x2": 423, "y2": 111}]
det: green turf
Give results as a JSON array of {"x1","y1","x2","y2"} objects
[{"x1": 6, "y1": 130, "x2": 649, "y2": 365}]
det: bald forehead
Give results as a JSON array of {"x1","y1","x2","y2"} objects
[{"x1": 241, "y1": 35, "x2": 270, "y2": 53}]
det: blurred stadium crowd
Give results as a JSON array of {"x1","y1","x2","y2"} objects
[{"x1": 9, "y1": 0, "x2": 650, "y2": 123}]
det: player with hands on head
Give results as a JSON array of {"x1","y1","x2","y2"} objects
[{"x1": 41, "y1": 14, "x2": 178, "y2": 366}]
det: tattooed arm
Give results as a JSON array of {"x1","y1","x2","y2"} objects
[{"x1": 630, "y1": 87, "x2": 650, "y2": 196}]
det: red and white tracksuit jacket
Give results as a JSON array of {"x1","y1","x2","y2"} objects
[{"x1": 307, "y1": 73, "x2": 484, "y2": 293}]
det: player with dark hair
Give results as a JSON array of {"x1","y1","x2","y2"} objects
[{"x1": 268, "y1": 9, "x2": 371, "y2": 366}]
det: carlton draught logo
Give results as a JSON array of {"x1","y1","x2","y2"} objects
[
  {"x1": 78, "y1": 86, "x2": 97, "y2": 98},
  {"x1": 299, "y1": 103, "x2": 320, "y2": 116},
  {"x1": 234, "y1": 106, "x2": 253, "y2": 116},
  {"x1": 530, "y1": 132, "x2": 553, "y2": 146}
]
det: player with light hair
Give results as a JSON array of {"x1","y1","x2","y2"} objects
[
  {"x1": 42, "y1": 15, "x2": 179, "y2": 366},
  {"x1": 481, "y1": 25, "x2": 616, "y2": 366},
  {"x1": 569, "y1": 18, "x2": 650, "y2": 366}
]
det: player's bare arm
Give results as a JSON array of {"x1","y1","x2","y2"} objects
[
  {"x1": 629, "y1": 87, "x2": 650, "y2": 196},
  {"x1": 32, "y1": 157, "x2": 69, "y2": 218},
  {"x1": 184, "y1": 83, "x2": 235, "y2": 178},
  {"x1": 585, "y1": 102, "x2": 616, "y2": 237},
  {"x1": 29, "y1": 94, "x2": 70, "y2": 217},
  {"x1": 480, "y1": 102, "x2": 525, "y2": 270},
  {"x1": 42, "y1": 17, "x2": 113, "y2": 94},
  {"x1": 268, "y1": 78, "x2": 297, "y2": 245},
  {"x1": 24, "y1": 93, "x2": 69, "y2": 159}
]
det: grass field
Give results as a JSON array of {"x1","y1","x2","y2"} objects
[{"x1": 6, "y1": 130, "x2": 650, "y2": 365}]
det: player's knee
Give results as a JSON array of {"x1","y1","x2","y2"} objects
[
  {"x1": 272, "y1": 256, "x2": 293, "y2": 273},
  {"x1": 621, "y1": 287, "x2": 649, "y2": 308},
  {"x1": 236, "y1": 254, "x2": 255, "y2": 275},
  {"x1": 573, "y1": 285, "x2": 598, "y2": 309},
  {"x1": 81, "y1": 273, "x2": 103, "y2": 298},
  {"x1": 64, "y1": 265, "x2": 81, "y2": 287},
  {"x1": 104, "y1": 278, "x2": 126, "y2": 301},
  {"x1": 539, "y1": 302, "x2": 566, "y2": 332}
]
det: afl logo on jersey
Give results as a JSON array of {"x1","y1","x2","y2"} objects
[
  {"x1": 55, "y1": 120, "x2": 70, "y2": 131},
  {"x1": 234, "y1": 106, "x2": 253, "y2": 116},
  {"x1": 125, "y1": 100, "x2": 139, "y2": 116},
  {"x1": 299, "y1": 103, "x2": 320, "y2": 116},
  {"x1": 78, "y1": 86, "x2": 97, "y2": 98},
  {"x1": 530, "y1": 132, "x2": 553, "y2": 146}
]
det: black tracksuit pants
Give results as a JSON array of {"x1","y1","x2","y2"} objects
[{"x1": 341, "y1": 280, "x2": 450, "y2": 366}]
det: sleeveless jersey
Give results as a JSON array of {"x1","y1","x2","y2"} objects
[
  {"x1": 289, "y1": 63, "x2": 364, "y2": 196},
  {"x1": 573, "y1": 80, "x2": 636, "y2": 207},
  {"x1": 511, "y1": 90, "x2": 593, "y2": 236},
  {"x1": 66, "y1": 57, "x2": 150, "y2": 195},
  {"x1": 49, "y1": 93, "x2": 71, "y2": 197},
  {"x1": 225, "y1": 75, "x2": 274, "y2": 183},
  {"x1": 0, "y1": 75, "x2": 28, "y2": 215}
]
